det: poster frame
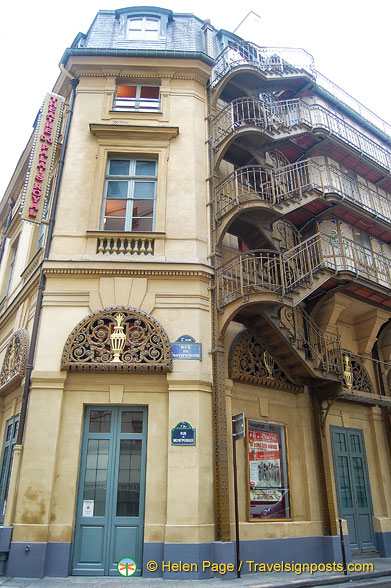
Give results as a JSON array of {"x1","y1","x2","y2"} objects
[{"x1": 246, "y1": 418, "x2": 293, "y2": 522}]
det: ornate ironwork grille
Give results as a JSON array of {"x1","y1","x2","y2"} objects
[{"x1": 61, "y1": 306, "x2": 172, "y2": 373}]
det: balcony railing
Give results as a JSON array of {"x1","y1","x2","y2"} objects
[
  {"x1": 217, "y1": 232, "x2": 391, "y2": 309},
  {"x1": 322, "y1": 232, "x2": 391, "y2": 287},
  {"x1": 217, "y1": 233, "x2": 324, "y2": 308},
  {"x1": 214, "y1": 160, "x2": 312, "y2": 219},
  {"x1": 214, "y1": 159, "x2": 391, "y2": 224},
  {"x1": 209, "y1": 43, "x2": 315, "y2": 88},
  {"x1": 97, "y1": 235, "x2": 154, "y2": 255},
  {"x1": 211, "y1": 98, "x2": 391, "y2": 172},
  {"x1": 210, "y1": 41, "x2": 391, "y2": 139},
  {"x1": 280, "y1": 306, "x2": 342, "y2": 375}
]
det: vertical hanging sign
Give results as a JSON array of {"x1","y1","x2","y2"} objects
[{"x1": 21, "y1": 93, "x2": 65, "y2": 225}]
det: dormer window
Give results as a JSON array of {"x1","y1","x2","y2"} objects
[
  {"x1": 127, "y1": 17, "x2": 160, "y2": 41},
  {"x1": 114, "y1": 85, "x2": 160, "y2": 112}
]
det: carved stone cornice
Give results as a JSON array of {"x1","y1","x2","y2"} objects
[
  {"x1": 43, "y1": 267, "x2": 212, "y2": 280},
  {"x1": 90, "y1": 123, "x2": 178, "y2": 141},
  {"x1": 61, "y1": 305, "x2": 172, "y2": 374},
  {"x1": 0, "y1": 329, "x2": 29, "y2": 395},
  {"x1": 78, "y1": 72, "x2": 207, "y2": 83}
]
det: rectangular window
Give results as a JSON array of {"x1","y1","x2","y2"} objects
[
  {"x1": 127, "y1": 16, "x2": 160, "y2": 40},
  {"x1": 114, "y1": 85, "x2": 160, "y2": 112},
  {"x1": 247, "y1": 419, "x2": 291, "y2": 521},
  {"x1": 5, "y1": 238, "x2": 19, "y2": 297},
  {"x1": 0, "y1": 414, "x2": 19, "y2": 523},
  {"x1": 101, "y1": 157, "x2": 157, "y2": 232}
]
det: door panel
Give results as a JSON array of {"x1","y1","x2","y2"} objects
[
  {"x1": 110, "y1": 527, "x2": 139, "y2": 574},
  {"x1": 331, "y1": 427, "x2": 376, "y2": 554},
  {"x1": 73, "y1": 407, "x2": 147, "y2": 576},
  {"x1": 79, "y1": 526, "x2": 105, "y2": 563}
]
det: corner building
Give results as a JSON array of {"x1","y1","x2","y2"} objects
[{"x1": 0, "y1": 6, "x2": 391, "y2": 578}]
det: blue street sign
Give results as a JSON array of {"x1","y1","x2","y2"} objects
[{"x1": 171, "y1": 421, "x2": 196, "y2": 446}]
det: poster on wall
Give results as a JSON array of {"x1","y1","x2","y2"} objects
[{"x1": 247, "y1": 420, "x2": 291, "y2": 520}]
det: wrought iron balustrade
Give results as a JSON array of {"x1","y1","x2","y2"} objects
[
  {"x1": 321, "y1": 232, "x2": 391, "y2": 287},
  {"x1": 209, "y1": 42, "x2": 315, "y2": 89},
  {"x1": 214, "y1": 160, "x2": 312, "y2": 219},
  {"x1": 214, "y1": 159, "x2": 391, "y2": 224},
  {"x1": 210, "y1": 41, "x2": 391, "y2": 139},
  {"x1": 211, "y1": 98, "x2": 269, "y2": 147},
  {"x1": 281, "y1": 306, "x2": 342, "y2": 375},
  {"x1": 211, "y1": 97, "x2": 391, "y2": 172},
  {"x1": 216, "y1": 233, "x2": 324, "y2": 307},
  {"x1": 217, "y1": 232, "x2": 391, "y2": 310}
]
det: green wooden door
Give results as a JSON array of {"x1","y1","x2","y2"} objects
[
  {"x1": 72, "y1": 406, "x2": 147, "y2": 575},
  {"x1": 331, "y1": 426, "x2": 376, "y2": 554}
]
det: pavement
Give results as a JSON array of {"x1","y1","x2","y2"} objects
[{"x1": 0, "y1": 557, "x2": 391, "y2": 588}]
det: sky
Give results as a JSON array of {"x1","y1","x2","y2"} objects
[{"x1": 1, "y1": 0, "x2": 390, "y2": 197}]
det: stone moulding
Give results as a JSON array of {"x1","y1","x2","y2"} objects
[
  {"x1": 229, "y1": 329, "x2": 303, "y2": 393},
  {"x1": 0, "y1": 328, "x2": 29, "y2": 395},
  {"x1": 61, "y1": 306, "x2": 172, "y2": 373}
]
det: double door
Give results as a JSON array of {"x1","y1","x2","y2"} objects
[
  {"x1": 72, "y1": 406, "x2": 147, "y2": 575},
  {"x1": 331, "y1": 426, "x2": 376, "y2": 554}
]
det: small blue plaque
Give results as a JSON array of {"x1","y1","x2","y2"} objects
[
  {"x1": 172, "y1": 335, "x2": 202, "y2": 360},
  {"x1": 171, "y1": 421, "x2": 196, "y2": 446}
]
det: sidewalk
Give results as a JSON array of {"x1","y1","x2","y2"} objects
[{"x1": 0, "y1": 557, "x2": 391, "y2": 588}]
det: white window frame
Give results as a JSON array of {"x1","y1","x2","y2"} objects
[
  {"x1": 101, "y1": 157, "x2": 157, "y2": 232},
  {"x1": 127, "y1": 16, "x2": 160, "y2": 41}
]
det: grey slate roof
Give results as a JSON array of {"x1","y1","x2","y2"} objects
[{"x1": 69, "y1": 7, "x2": 234, "y2": 59}]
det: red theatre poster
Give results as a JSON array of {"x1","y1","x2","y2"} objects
[
  {"x1": 247, "y1": 420, "x2": 291, "y2": 519},
  {"x1": 249, "y1": 429, "x2": 281, "y2": 490}
]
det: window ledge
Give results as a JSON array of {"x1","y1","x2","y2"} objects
[
  {"x1": 87, "y1": 231, "x2": 166, "y2": 238},
  {"x1": 90, "y1": 123, "x2": 178, "y2": 141},
  {"x1": 109, "y1": 110, "x2": 163, "y2": 116}
]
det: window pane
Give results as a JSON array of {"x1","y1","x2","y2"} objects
[
  {"x1": 140, "y1": 86, "x2": 159, "y2": 99},
  {"x1": 135, "y1": 161, "x2": 156, "y2": 176},
  {"x1": 144, "y1": 29, "x2": 159, "y2": 40},
  {"x1": 132, "y1": 200, "x2": 154, "y2": 218},
  {"x1": 131, "y1": 217, "x2": 153, "y2": 232},
  {"x1": 337, "y1": 455, "x2": 353, "y2": 508},
  {"x1": 134, "y1": 182, "x2": 155, "y2": 198},
  {"x1": 103, "y1": 217, "x2": 126, "y2": 231},
  {"x1": 116, "y1": 440, "x2": 142, "y2": 516},
  {"x1": 83, "y1": 439, "x2": 109, "y2": 517},
  {"x1": 6, "y1": 425, "x2": 12, "y2": 443},
  {"x1": 117, "y1": 85, "x2": 137, "y2": 99},
  {"x1": 121, "y1": 411, "x2": 143, "y2": 433},
  {"x1": 107, "y1": 181, "x2": 128, "y2": 198},
  {"x1": 89, "y1": 411, "x2": 111, "y2": 433},
  {"x1": 146, "y1": 18, "x2": 159, "y2": 29},
  {"x1": 109, "y1": 160, "x2": 130, "y2": 176},
  {"x1": 105, "y1": 200, "x2": 126, "y2": 217},
  {"x1": 129, "y1": 18, "x2": 142, "y2": 27},
  {"x1": 128, "y1": 18, "x2": 142, "y2": 31},
  {"x1": 352, "y1": 457, "x2": 368, "y2": 508}
]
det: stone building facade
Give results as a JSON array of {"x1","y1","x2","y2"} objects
[{"x1": 0, "y1": 6, "x2": 390, "y2": 578}]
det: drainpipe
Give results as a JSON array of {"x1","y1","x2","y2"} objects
[{"x1": 16, "y1": 77, "x2": 79, "y2": 446}]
